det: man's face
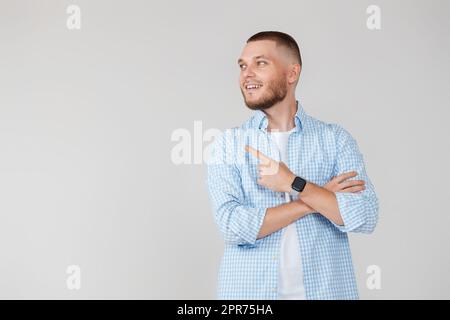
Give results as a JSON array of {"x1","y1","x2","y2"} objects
[{"x1": 238, "y1": 40, "x2": 289, "y2": 111}]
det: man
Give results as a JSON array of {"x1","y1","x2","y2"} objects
[{"x1": 206, "y1": 31, "x2": 379, "y2": 300}]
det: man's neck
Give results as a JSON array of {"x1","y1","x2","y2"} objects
[{"x1": 263, "y1": 97, "x2": 298, "y2": 132}]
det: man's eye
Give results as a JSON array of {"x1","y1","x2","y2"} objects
[
  {"x1": 239, "y1": 65, "x2": 246, "y2": 69},
  {"x1": 257, "y1": 61, "x2": 267, "y2": 65}
]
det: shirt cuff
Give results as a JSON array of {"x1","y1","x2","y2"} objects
[
  {"x1": 331, "y1": 192, "x2": 367, "y2": 232},
  {"x1": 236, "y1": 206, "x2": 268, "y2": 248}
]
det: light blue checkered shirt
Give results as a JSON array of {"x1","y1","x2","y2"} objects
[{"x1": 206, "y1": 100, "x2": 379, "y2": 300}]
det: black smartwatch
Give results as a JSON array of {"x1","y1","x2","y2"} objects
[{"x1": 291, "y1": 176, "x2": 307, "y2": 196}]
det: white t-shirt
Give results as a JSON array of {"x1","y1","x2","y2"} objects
[{"x1": 269, "y1": 127, "x2": 306, "y2": 300}]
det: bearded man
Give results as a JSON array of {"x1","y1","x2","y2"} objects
[{"x1": 206, "y1": 31, "x2": 379, "y2": 300}]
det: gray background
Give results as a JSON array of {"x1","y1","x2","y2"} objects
[{"x1": 0, "y1": 0, "x2": 449, "y2": 299}]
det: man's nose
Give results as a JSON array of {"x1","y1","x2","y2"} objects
[{"x1": 242, "y1": 64, "x2": 256, "y2": 78}]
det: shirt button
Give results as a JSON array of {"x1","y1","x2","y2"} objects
[
  {"x1": 272, "y1": 255, "x2": 277, "y2": 260},
  {"x1": 272, "y1": 287, "x2": 277, "y2": 292}
]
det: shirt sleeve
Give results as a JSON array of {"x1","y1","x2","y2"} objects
[
  {"x1": 330, "y1": 125, "x2": 379, "y2": 233},
  {"x1": 206, "y1": 130, "x2": 268, "y2": 248}
]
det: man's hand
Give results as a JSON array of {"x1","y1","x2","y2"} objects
[
  {"x1": 245, "y1": 145, "x2": 295, "y2": 193},
  {"x1": 324, "y1": 171, "x2": 365, "y2": 193}
]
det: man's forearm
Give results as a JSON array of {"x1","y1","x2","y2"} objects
[
  {"x1": 300, "y1": 182, "x2": 344, "y2": 226},
  {"x1": 256, "y1": 199, "x2": 314, "y2": 240}
]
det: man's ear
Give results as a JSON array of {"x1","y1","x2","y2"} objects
[{"x1": 288, "y1": 63, "x2": 301, "y2": 85}]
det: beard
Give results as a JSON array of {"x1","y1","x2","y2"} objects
[{"x1": 241, "y1": 75, "x2": 288, "y2": 111}]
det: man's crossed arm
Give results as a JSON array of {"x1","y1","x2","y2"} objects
[
  {"x1": 207, "y1": 128, "x2": 379, "y2": 247},
  {"x1": 245, "y1": 145, "x2": 365, "y2": 240}
]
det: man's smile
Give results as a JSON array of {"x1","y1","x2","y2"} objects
[{"x1": 245, "y1": 83, "x2": 264, "y2": 93}]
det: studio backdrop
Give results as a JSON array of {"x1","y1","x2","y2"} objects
[{"x1": 0, "y1": 0, "x2": 449, "y2": 299}]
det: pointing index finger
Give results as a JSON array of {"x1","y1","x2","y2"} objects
[{"x1": 245, "y1": 145, "x2": 272, "y2": 164}]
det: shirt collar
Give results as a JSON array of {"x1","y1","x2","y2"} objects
[{"x1": 252, "y1": 100, "x2": 306, "y2": 133}]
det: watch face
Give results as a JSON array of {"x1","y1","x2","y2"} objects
[{"x1": 292, "y1": 176, "x2": 306, "y2": 192}]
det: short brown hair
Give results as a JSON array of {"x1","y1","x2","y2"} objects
[{"x1": 247, "y1": 31, "x2": 302, "y2": 66}]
